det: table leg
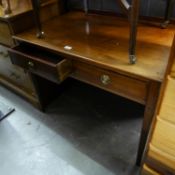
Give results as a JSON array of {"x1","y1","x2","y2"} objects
[
  {"x1": 136, "y1": 81, "x2": 161, "y2": 166},
  {"x1": 117, "y1": 0, "x2": 140, "y2": 64},
  {"x1": 161, "y1": 0, "x2": 175, "y2": 28},
  {"x1": 84, "y1": 0, "x2": 89, "y2": 14},
  {"x1": 129, "y1": 0, "x2": 140, "y2": 64},
  {"x1": 31, "y1": 0, "x2": 44, "y2": 38}
]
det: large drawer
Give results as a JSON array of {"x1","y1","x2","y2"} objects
[
  {"x1": 72, "y1": 62, "x2": 148, "y2": 104},
  {"x1": 0, "y1": 45, "x2": 35, "y2": 94},
  {"x1": 9, "y1": 43, "x2": 72, "y2": 83}
]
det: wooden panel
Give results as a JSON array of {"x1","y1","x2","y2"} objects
[
  {"x1": 0, "y1": 22, "x2": 13, "y2": 46},
  {"x1": 72, "y1": 61, "x2": 148, "y2": 104},
  {"x1": 151, "y1": 117, "x2": 175, "y2": 158},
  {"x1": 9, "y1": 44, "x2": 72, "y2": 83},
  {"x1": 142, "y1": 164, "x2": 160, "y2": 175},
  {"x1": 159, "y1": 76, "x2": 175, "y2": 124}
]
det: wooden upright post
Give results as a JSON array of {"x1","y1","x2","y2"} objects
[
  {"x1": 161, "y1": 0, "x2": 175, "y2": 28},
  {"x1": 31, "y1": 0, "x2": 45, "y2": 38},
  {"x1": 117, "y1": 0, "x2": 140, "y2": 64}
]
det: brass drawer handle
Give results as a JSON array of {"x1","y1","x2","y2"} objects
[
  {"x1": 28, "y1": 61, "x2": 35, "y2": 68},
  {"x1": 100, "y1": 74, "x2": 110, "y2": 85}
]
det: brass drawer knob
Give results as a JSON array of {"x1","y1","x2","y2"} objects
[
  {"x1": 28, "y1": 61, "x2": 34, "y2": 68},
  {"x1": 100, "y1": 74, "x2": 110, "y2": 85}
]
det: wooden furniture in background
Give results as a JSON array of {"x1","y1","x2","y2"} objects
[
  {"x1": 0, "y1": 0, "x2": 60, "y2": 108},
  {"x1": 0, "y1": 0, "x2": 11, "y2": 15},
  {"x1": 141, "y1": 36, "x2": 175, "y2": 174},
  {"x1": 9, "y1": 11, "x2": 175, "y2": 164}
]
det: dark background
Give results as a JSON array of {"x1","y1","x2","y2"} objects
[{"x1": 67, "y1": 0, "x2": 175, "y2": 18}]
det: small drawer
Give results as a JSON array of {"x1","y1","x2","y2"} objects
[
  {"x1": 9, "y1": 43, "x2": 72, "y2": 83},
  {"x1": 72, "y1": 62, "x2": 148, "y2": 104}
]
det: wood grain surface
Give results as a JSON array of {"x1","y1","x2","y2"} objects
[{"x1": 13, "y1": 12, "x2": 175, "y2": 82}]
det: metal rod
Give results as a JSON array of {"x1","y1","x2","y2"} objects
[
  {"x1": 161, "y1": 0, "x2": 175, "y2": 28},
  {"x1": 128, "y1": 0, "x2": 140, "y2": 64},
  {"x1": 31, "y1": 0, "x2": 44, "y2": 38}
]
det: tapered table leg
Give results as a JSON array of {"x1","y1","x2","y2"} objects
[
  {"x1": 129, "y1": 0, "x2": 140, "y2": 64},
  {"x1": 84, "y1": 0, "x2": 89, "y2": 14},
  {"x1": 117, "y1": 0, "x2": 140, "y2": 64},
  {"x1": 31, "y1": 0, "x2": 44, "y2": 38},
  {"x1": 136, "y1": 81, "x2": 160, "y2": 166},
  {"x1": 161, "y1": 0, "x2": 175, "y2": 28}
]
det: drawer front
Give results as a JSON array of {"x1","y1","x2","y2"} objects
[
  {"x1": 0, "y1": 46, "x2": 36, "y2": 95},
  {"x1": 72, "y1": 62, "x2": 148, "y2": 104},
  {"x1": 159, "y1": 77, "x2": 175, "y2": 124},
  {"x1": 9, "y1": 46, "x2": 72, "y2": 83},
  {"x1": 0, "y1": 22, "x2": 14, "y2": 46},
  {"x1": 151, "y1": 118, "x2": 175, "y2": 159},
  {"x1": 146, "y1": 118, "x2": 175, "y2": 173}
]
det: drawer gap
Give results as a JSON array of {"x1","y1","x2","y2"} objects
[{"x1": 12, "y1": 43, "x2": 64, "y2": 65}]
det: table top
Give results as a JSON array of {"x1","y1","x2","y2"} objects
[{"x1": 13, "y1": 11, "x2": 175, "y2": 82}]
